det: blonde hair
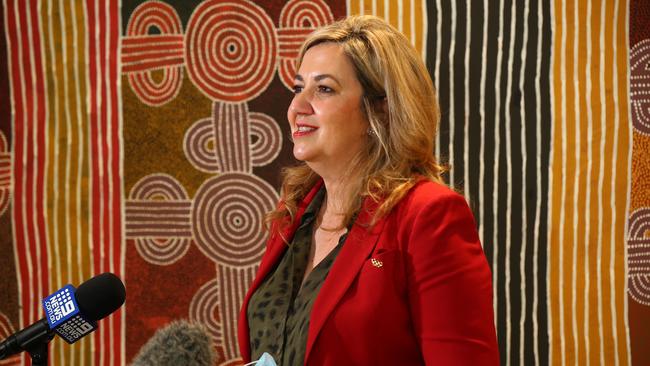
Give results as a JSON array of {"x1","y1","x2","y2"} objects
[{"x1": 267, "y1": 15, "x2": 445, "y2": 233}]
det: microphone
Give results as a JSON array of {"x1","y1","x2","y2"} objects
[
  {"x1": 130, "y1": 320, "x2": 215, "y2": 366},
  {"x1": 0, "y1": 272, "x2": 126, "y2": 360}
]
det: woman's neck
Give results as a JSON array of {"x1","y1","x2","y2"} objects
[
  {"x1": 318, "y1": 174, "x2": 357, "y2": 230},
  {"x1": 307, "y1": 157, "x2": 362, "y2": 226}
]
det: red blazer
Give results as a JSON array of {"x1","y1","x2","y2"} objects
[{"x1": 238, "y1": 180, "x2": 499, "y2": 365}]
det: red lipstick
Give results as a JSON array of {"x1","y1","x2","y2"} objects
[{"x1": 293, "y1": 123, "x2": 318, "y2": 138}]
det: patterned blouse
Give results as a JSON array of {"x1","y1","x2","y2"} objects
[{"x1": 247, "y1": 188, "x2": 349, "y2": 365}]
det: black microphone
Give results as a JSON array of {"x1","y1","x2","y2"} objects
[
  {"x1": 0, "y1": 272, "x2": 126, "y2": 360},
  {"x1": 130, "y1": 320, "x2": 215, "y2": 366}
]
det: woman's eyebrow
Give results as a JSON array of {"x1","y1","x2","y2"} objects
[{"x1": 294, "y1": 74, "x2": 341, "y2": 86}]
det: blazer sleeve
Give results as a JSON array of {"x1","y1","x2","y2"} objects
[{"x1": 405, "y1": 191, "x2": 499, "y2": 365}]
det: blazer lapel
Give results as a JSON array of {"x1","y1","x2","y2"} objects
[{"x1": 304, "y1": 197, "x2": 388, "y2": 363}]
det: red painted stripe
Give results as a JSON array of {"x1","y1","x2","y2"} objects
[
  {"x1": 6, "y1": 0, "x2": 50, "y2": 334},
  {"x1": 16, "y1": 0, "x2": 38, "y2": 326},
  {"x1": 279, "y1": 51, "x2": 300, "y2": 58},
  {"x1": 121, "y1": 34, "x2": 183, "y2": 45},
  {"x1": 20, "y1": 0, "x2": 43, "y2": 327},
  {"x1": 125, "y1": 208, "x2": 192, "y2": 215},
  {"x1": 122, "y1": 57, "x2": 185, "y2": 73},
  {"x1": 98, "y1": 1, "x2": 111, "y2": 363},
  {"x1": 124, "y1": 219, "x2": 191, "y2": 227},
  {"x1": 86, "y1": 1, "x2": 103, "y2": 363},
  {"x1": 277, "y1": 28, "x2": 314, "y2": 36},
  {"x1": 109, "y1": 0, "x2": 123, "y2": 363},
  {"x1": 125, "y1": 216, "x2": 192, "y2": 223},
  {"x1": 122, "y1": 41, "x2": 183, "y2": 53},
  {"x1": 122, "y1": 50, "x2": 184, "y2": 64},
  {"x1": 125, "y1": 201, "x2": 192, "y2": 208},
  {"x1": 125, "y1": 223, "x2": 192, "y2": 230},
  {"x1": 125, "y1": 230, "x2": 193, "y2": 237},
  {"x1": 29, "y1": 0, "x2": 49, "y2": 309},
  {"x1": 86, "y1": 0, "x2": 100, "y2": 276},
  {"x1": 121, "y1": 43, "x2": 183, "y2": 56},
  {"x1": 5, "y1": 0, "x2": 30, "y2": 338},
  {"x1": 277, "y1": 41, "x2": 304, "y2": 47}
]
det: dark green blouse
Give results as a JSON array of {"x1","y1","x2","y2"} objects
[{"x1": 247, "y1": 188, "x2": 348, "y2": 365}]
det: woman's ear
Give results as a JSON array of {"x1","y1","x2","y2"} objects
[
  {"x1": 380, "y1": 97, "x2": 388, "y2": 115},
  {"x1": 373, "y1": 96, "x2": 388, "y2": 117}
]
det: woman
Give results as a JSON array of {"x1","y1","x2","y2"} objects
[{"x1": 238, "y1": 15, "x2": 499, "y2": 365}]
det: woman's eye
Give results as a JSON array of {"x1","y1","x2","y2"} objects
[
  {"x1": 292, "y1": 85, "x2": 303, "y2": 94},
  {"x1": 317, "y1": 85, "x2": 333, "y2": 93}
]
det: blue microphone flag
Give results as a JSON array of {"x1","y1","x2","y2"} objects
[{"x1": 42, "y1": 284, "x2": 97, "y2": 344}]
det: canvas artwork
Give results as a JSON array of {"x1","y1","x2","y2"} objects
[{"x1": 0, "y1": 0, "x2": 649, "y2": 365}]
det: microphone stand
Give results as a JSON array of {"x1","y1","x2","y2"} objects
[
  {"x1": 0, "y1": 319, "x2": 55, "y2": 365},
  {"x1": 25, "y1": 331, "x2": 54, "y2": 366}
]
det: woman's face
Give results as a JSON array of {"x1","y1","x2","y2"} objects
[{"x1": 287, "y1": 42, "x2": 369, "y2": 176}]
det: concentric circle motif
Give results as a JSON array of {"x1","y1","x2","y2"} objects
[
  {"x1": 185, "y1": 0, "x2": 277, "y2": 102},
  {"x1": 126, "y1": 1, "x2": 183, "y2": 106},
  {"x1": 128, "y1": 174, "x2": 191, "y2": 265},
  {"x1": 192, "y1": 173, "x2": 278, "y2": 267},
  {"x1": 249, "y1": 112, "x2": 282, "y2": 167},
  {"x1": 0, "y1": 312, "x2": 20, "y2": 365},
  {"x1": 184, "y1": 117, "x2": 221, "y2": 174},
  {"x1": 631, "y1": 38, "x2": 650, "y2": 135},
  {"x1": 278, "y1": 0, "x2": 333, "y2": 90},
  {"x1": 628, "y1": 207, "x2": 650, "y2": 306},
  {"x1": 189, "y1": 277, "x2": 223, "y2": 343},
  {"x1": 129, "y1": 173, "x2": 188, "y2": 201}
]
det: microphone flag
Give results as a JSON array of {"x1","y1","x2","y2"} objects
[{"x1": 42, "y1": 284, "x2": 97, "y2": 344}]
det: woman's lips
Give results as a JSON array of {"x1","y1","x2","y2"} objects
[{"x1": 293, "y1": 124, "x2": 318, "y2": 138}]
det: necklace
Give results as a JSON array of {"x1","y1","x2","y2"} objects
[
  {"x1": 315, "y1": 209, "x2": 346, "y2": 232},
  {"x1": 315, "y1": 193, "x2": 348, "y2": 232}
]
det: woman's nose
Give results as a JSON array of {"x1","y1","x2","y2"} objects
[{"x1": 289, "y1": 91, "x2": 314, "y2": 116}]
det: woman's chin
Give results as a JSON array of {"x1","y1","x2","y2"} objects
[{"x1": 292, "y1": 147, "x2": 315, "y2": 162}]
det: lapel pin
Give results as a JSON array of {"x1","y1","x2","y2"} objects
[{"x1": 371, "y1": 258, "x2": 383, "y2": 268}]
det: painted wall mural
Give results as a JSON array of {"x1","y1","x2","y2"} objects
[{"x1": 0, "y1": 0, "x2": 649, "y2": 365}]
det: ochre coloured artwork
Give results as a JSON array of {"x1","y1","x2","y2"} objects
[{"x1": 1, "y1": 0, "x2": 650, "y2": 365}]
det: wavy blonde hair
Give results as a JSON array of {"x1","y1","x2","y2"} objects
[{"x1": 267, "y1": 15, "x2": 445, "y2": 233}]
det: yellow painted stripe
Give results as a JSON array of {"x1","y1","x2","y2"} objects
[
  {"x1": 41, "y1": 0, "x2": 94, "y2": 364},
  {"x1": 550, "y1": 0, "x2": 631, "y2": 364},
  {"x1": 413, "y1": 0, "x2": 423, "y2": 57},
  {"x1": 549, "y1": 0, "x2": 564, "y2": 362},
  {"x1": 388, "y1": 0, "x2": 398, "y2": 27},
  {"x1": 347, "y1": 0, "x2": 427, "y2": 57},
  {"x1": 376, "y1": 0, "x2": 384, "y2": 20},
  {"x1": 72, "y1": 0, "x2": 92, "y2": 363},
  {"x1": 612, "y1": 0, "x2": 630, "y2": 364},
  {"x1": 349, "y1": 0, "x2": 360, "y2": 17},
  {"x1": 402, "y1": 0, "x2": 412, "y2": 44},
  {"x1": 587, "y1": 1, "x2": 604, "y2": 363},
  {"x1": 42, "y1": 1, "x2": 68, "y2": 364}
]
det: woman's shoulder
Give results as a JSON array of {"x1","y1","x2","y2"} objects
[
  {"x1": 387, "y1": 179, "x2": 473, "y2": 223},
  {"x1": 402, "y1": 179, "x2": 467, "y2": 208}
]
